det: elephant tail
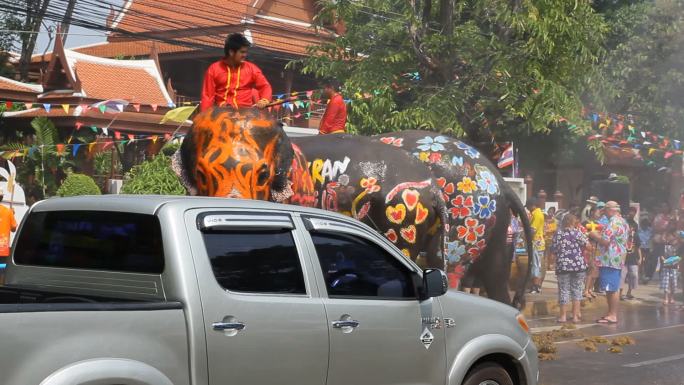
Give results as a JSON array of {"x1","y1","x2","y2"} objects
[{"x1": 506, "y1": 184, "x2": 533, "y2": 310}]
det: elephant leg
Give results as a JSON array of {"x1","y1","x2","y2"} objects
[{"x1": 476, "y1": 213, "x2": 512, "y2": 305}]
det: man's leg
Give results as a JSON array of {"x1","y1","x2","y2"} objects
[
  {"x1": 530, "y1": 247, "x2": 542, "y2": 292},
  {"x1": 606, "y1": 290, "x2": 619, "y2": 320}
]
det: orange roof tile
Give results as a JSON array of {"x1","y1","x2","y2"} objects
[
  {"x1": 0, "y1": 76, "x2": 43, "y2": 93},
  {"x1": 63, "y1": 49, "x2": 173, "y2": 105}
]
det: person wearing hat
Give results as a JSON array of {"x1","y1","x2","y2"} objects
[
  {"x1": 581, "y1": 196, "x2": 599, "y2": 223},
  {"x1": 588, "y1": 201, "x2": 629, "y2": 324},
  {"x1": 0, "y1": 189, "x2": 17, "y2": 265}
]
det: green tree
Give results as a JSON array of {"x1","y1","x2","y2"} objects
[
  {"x1": 300, "y1": 0, "x2": 607, "y2": 145},
  {"x1": 592, "y1": 0, "x2": 684, "y2": 137},
  {"x1": 0, "y1": 117, "x2": 74, "y2": 198}
]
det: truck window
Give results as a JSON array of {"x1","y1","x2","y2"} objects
[
  {"x1": 202, "y1": 230, "x2": 306, "y2": 294},
  {"x1": 310, "y1": 232, "x2": 416, "y2": 299},
  {"x1": 14, "y1": 211, "x2": 164, "y2": 274}
]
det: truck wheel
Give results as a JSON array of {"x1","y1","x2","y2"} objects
[{"x1": 462, "y1": 362, "x2": 514, "y2": 385}]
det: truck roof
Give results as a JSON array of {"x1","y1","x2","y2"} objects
[{"x1": 31, "y1": 195, "x2": 356, "y2": 222}]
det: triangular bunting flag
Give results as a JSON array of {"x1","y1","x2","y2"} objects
[
  {"x1": 4, "y1": 101, "x2": 12, "y2": 109},
  {"x1": 56, "y1": 144, "x2": 65, "y2": 155},
  {"x1": 151, "y1": 135, "x2": 159, "y2": 144},
  {"x1": 88, "y1": 143, "x2": 96, "y2": 153},
  {"x1": 648, "y1": 148, "x2": 656, "y2": 156},
  {"x1": 127, "y1": 134, "x2": 135, "y2": 142},
  {"x1": 28, "y1": 146, "x2": 36, "y2": 157},
  {"x1": 102, "y1": 127, "x2": 109, "y2": 136},
  {"x1": 159, "y1": 106, "x2": 197, "y2": 124},
  {"x1": 43, "y1": 104, "x2": 51, "y2": 113},
  {"x1": 72, "y1": 144, "x2": 81, "y2": 157},
  {"x1": 133, "y1": 104, "x2": 141, "y2": 112},
  {"x1": 62, "y1": 104, "x2": 70, "y2": 114},
  {"x1": 116, "y1": 104, "x2": 124, "y2": 113},
  {"x1": 114, "y1": 131, "x2": 121, "y2": 140},
  {"x1": 79, "y1": 104, "x2": 89, "y2": 112},
  {"x1": 641, "y1": 131, "x2": 646, "y2": 138},
  {"x1": 306, "y1": 90, "x2": 313, "y2": 98},
  {"x1": 90, "y1": 126, "x2": 98, "y2": 133},
  {"x1": 24, "y1": 103, "x2": 33, "y2": 110},
  {"x1": 294, "y1": 113, "x2": 302, "y2": 118},
  {"x1": 151, "y1": 104, "x2": 158, "y2": 111},
  {"x1": 168, "y1": 102, "x2": 176, "y2": 108},
  {"x1": 67, "y1": 136, "x2": 73, "y2": 144},
  {"x1": 103, "y1": 141, "x2": 113, "y2": 150},
  {"x1": 664, "y1": 151, "x2": 674, "y2": 159},
  {"x1": 98, "y1": 105, "x2": 107, "y2": 114},
  {"x1": 75, "y1": 122, "x2": 83, "y2": 130},
  {"x1": 164, "y1": 133, "x2": 172, "y2": 141},
  {"x1": 287, "y1": 103, "x2": 294, "y2": 112}
]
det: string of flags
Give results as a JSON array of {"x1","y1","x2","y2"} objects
[
  {"x1": 0, "y1": 88, "x2": 350, "y2": 119},
  {"x1": 572, "y1": 111, "x2": 684, "y2": 171},
  {"x1": 0, "y1": 133, "x2": 179, "y2": 160}
]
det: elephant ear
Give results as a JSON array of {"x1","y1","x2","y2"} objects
[{"x1": 270, "y1": 126, "x2": 295, "y2": 202}]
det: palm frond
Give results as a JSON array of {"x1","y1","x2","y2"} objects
[{"x1": 30, "y1": 117, "x2": 59, "y2": 146}]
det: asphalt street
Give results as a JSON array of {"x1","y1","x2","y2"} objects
[{"x1": 533, "y1": 299, "x2": 684, "y2": 385}]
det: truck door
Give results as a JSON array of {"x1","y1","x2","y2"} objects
[
  {"x1": 302, "y1": 217, "x2": 447, "y2": 385},
  {"x1": 185, "y1": 210, "x2": 329, "y2": 385}
]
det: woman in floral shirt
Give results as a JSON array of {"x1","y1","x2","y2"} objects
[{"x1": 551, "y1": 214, "x2": 589, "y2": 323}]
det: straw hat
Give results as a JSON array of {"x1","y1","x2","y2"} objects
[{"x1": 586, "y1": 196, "x2": 599, "y2": 205}]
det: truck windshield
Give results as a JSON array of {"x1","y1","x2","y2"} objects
[{"x1": 14, "y1": 210, "x2": 164, "y2": 274}]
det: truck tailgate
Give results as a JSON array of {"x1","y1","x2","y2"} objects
[{"x1": 0, "y1": 304, "x2": 190, "y2": 385}]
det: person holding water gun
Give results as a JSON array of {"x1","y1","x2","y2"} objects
[
  {"x1": 660, "y1": 231, "x2": 681, "y2": 305},
  {"x1": 582, "y1": 206, "x2": 603, "y2": 299}
]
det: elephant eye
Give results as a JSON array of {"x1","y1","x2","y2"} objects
[{"x1": 257, "y1": 164, "x2": 270, "y2": 185}]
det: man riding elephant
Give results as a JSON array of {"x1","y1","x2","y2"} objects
[{"x1": 373, "y1": 131, "x2": 533, "y2": 307}]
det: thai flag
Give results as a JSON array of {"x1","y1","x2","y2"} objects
[{"x1": 498, "y1": 143, "x2": 514, "y2": 169}]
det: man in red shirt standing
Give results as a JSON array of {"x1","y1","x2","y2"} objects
[
  {"x1": 319, "y1": 80, "x2": 347, "y2": 134},
  {"x1": 200, "y1": 33, "x2": 273, "y2": 111}
]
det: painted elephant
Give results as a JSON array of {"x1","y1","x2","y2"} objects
[
  {"x1": 174, "y1": 107, "x2": 446, "y2": 267},
  {"x1": 173, "y1": 107, "x2": 531, "y2": 307},
  {"x1": 292, "y1": 134, "x2": 446, "y2": 267},
  {"x1": 373, "y1": 131, "x2": 533, "y2": 307}
]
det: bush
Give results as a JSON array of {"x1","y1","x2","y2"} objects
[
  {"x1": 120, "y1": 154, "x2": 186, "y2": 195},
  {"x1": 160, "y1": 141, "x2": 181, "y2": 156},
  {"x1": 56, "y1": 173, "x2": 101, "y2": 197}
]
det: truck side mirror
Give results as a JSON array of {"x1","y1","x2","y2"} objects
[{"x1": 421, "y1": 269, "x2": 448, "y2": 300}]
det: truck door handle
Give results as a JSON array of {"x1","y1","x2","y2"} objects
[
  {"x1": 332, "y1": 320, "x2": 360, "y2": 329},
  {"x1": 212, "y1": 322, "x2": 246, "y2": 331}
]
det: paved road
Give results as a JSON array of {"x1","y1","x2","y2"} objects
[{"x1": 534, "y1": 301, "x2": 684, "y2": 385}]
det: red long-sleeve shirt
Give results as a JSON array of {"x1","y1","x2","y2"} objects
[
  {"x1": 319, "y1": 93, "x2": 347, "y2": 134},
  {"x1": 200, "y1": 60, "x2": 272, "y2": 111}
]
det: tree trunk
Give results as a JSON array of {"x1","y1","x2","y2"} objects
[
  {"x1": 60, "y1": 0, "x2": 77, "y2": 43},
  {"x1": 439, "y1": 0, "x2": 453, "y2": 35},
  {"x1": 18, "y1": 0, "x2": 50, "y2": 81}
]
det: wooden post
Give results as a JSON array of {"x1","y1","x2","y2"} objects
[{"x1": 524, "y1": 174, "x2": 534, "y2": 199}]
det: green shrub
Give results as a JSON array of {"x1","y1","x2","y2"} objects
[
  {"x1": 160, "y1": 141, "x2": 181, "y2": 156},
  {"x1": 56, "y1": 173, "x2": 101, "y2": 197},
  {"x1": 121, "y1": 154, "x2": 186, "y2": 195}
]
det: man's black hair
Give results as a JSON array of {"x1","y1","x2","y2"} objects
[
  {"x1": 224, "y1": 33, "x2": 251, "y2": 56},
  {"x1": 322, "y1": 79, "x2": 341, "y2": 91}
]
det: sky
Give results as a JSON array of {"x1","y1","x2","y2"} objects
[{"x1": 35, "y1": 25, "x2": 107, "y2": 54}]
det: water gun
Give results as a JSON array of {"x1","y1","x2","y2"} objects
[
  {"x1": 585, "y1": 222, "x2": 603, "y2": 232},
  {"x1": 664, "y1": 256, "x2": 681, "y2": 267}
]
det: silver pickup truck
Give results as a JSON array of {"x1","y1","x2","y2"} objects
[{"x1": 0, "y1": 195, "x2": 537, "y2": 385}]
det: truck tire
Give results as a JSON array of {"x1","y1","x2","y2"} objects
[{"x1": 462, "y1": 362, "x2": 515, "y2": 385}]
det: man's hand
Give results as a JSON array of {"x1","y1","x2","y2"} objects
[{"x1": 255, "y1": 98, "x2": 270, "y2": 109}]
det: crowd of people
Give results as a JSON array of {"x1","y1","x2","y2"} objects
[{"x1": 525, "y1": 196, "x2": 684, "y2": 324}]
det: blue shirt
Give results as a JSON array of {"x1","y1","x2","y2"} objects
[{"x1": 638, "y1": 227, "x2": 652, "y2": 250}]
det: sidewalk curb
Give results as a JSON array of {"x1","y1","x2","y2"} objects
[{"x1": 523, "y1": 294, "x2": 663, "y2": 318}]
